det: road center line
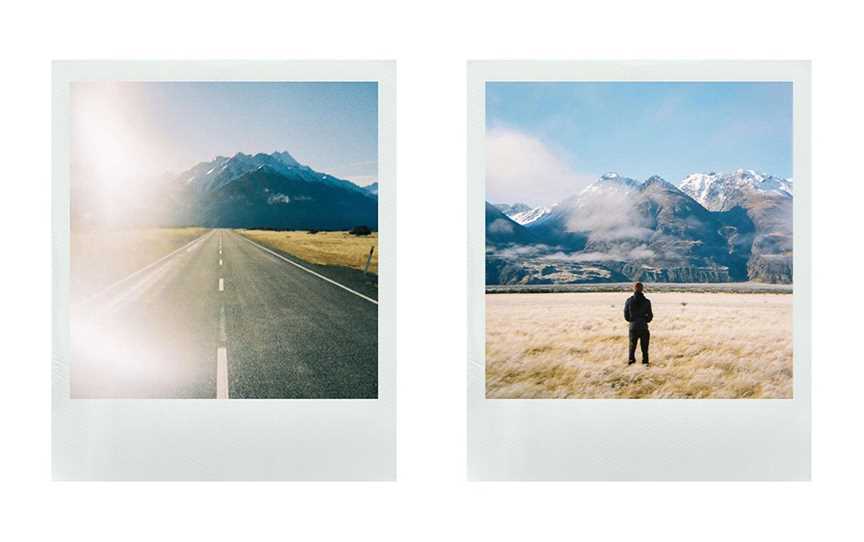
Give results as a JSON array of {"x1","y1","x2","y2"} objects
[
  {"x1": 219, "y1": 258, "x2": 223, "y2": 266},
  {"x1": 218, "y1": 278, "x2": 224, "y2": 292},
  {"x1": 219, "y1": 305, "x2": 227, "y2": 342},
  {"x1": 236, "y1": 232, "x2": 379, "y2": 305},
  {"x1": 216, "y1": 347, "x2": 228, "y2": 399}
]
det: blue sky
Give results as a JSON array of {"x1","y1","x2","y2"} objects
[
  {"x1": 486, "y1": 82, "x2": 792, "y2": 206},
  {"x1": 72, "y1": 81, "x2": 378, "y2": 186}
]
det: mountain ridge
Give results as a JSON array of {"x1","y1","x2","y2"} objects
[{"x1": 487, "y1": 169, "x2": 793, "y2": 285}]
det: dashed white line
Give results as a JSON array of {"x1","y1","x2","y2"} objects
[
  {"x1": 216, "y1": 346, "x2": 228, "y2": 399},
  {"x1": 219, "y1": 305, "x2": 227, "y2": 342},
  {"x1": 218, "y1": 278, "x2": 224, "y2": 292},
  {"x1": 219, "y1": 258, "x2": 223, "y2": 266}
]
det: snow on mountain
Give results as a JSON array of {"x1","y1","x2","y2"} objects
[
  {"x1": 510, "y1": 204, "x2": 555, "y2": 226},
  {"x1": 492, "y1": 202, "x2": 555, "y2": 227},
  {"x1": 582, "y1": 172, "x2": 641, "y2": 194},
  {"x1": 678, "y1": 169, "x2": 792, "y2": 212},
  {"x1": 363, "y1": 182, "x2": 379, "y2": 196},
  {"x1": 493, "y1": 202, "x2": 531, "y2": 216}
]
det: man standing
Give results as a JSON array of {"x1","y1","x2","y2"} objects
[{"x1": 624, "y1": 282, "x2": 653, "y2": 366}]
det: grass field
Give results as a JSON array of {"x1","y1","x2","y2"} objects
[
  {"x1": 239, "y1": 230, "x2": 378, "y2": 274},
  {"x1": 486, "y1": 291, "x2": 793, "y2": 399},
  {"x1": 71, "y1": 227, "x2": 209, "y2": 301}
]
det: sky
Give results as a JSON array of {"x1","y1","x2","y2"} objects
[
  {"x1": 71, "y1": 81, "x2": 379, "y2": 188},
  {"x1": 486, "y1": 82, "x2": 793, "y2": 207}
]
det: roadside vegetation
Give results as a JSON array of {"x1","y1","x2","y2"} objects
[
  {"x1": 71, "y1": 227, "x2": 209, "y2": 301},
  {"x1": 240, "y1": 230, "x2": 378, "y2": 274},
  {"x1": 486, "y1": 291, "x2": 793, "y2": 399}
]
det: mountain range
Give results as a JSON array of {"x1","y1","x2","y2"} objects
[
  {"x1": 171, "y1": 151, "x2": 377, "y2": 230},
  {"x1": 73, "y1": 150, "x2": 378, "y2": 231},
  {"x1": 487, "y1": 169, "x2": 793, "y2": 285}
]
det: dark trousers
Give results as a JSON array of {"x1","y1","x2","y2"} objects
[{"x1": 628, "y1": 328, "x2": 650, "y2": 363}]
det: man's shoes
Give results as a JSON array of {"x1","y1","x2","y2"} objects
[
  {"x1": 642, "y1": 361, "x2": 650, "y2": 367},
  {"x1": 628, "y1": 360, "x2": 635, "y2": 365}
]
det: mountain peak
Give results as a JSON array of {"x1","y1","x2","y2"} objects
[
  {"x1": 679, "y1": 169, "x2": 791, "y2": 212},
  {"x1": 592, "y1": 172, "x2": 639, "y2": 191},
  {"x1": 272, "y1": 150, "x2": 300, "y2": 166}
]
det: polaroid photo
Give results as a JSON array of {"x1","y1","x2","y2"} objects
[
  {"x1": 468, "y1": 61, "x2": 810, "y2": 480},
  {"x1": 53, "y1": 61, "x2": 395, "y2": 480}
]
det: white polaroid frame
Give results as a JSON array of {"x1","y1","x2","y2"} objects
[
  {"x1": 468, "y1": 61, "x2": 811, "y2": 480},
  {"x1": 52, "y1": 61, "x2": 396, "y2": 480}
]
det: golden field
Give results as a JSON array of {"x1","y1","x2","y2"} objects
[
  {"x1": 239, "y1": 230, "x2": 378, "y2": 274},
  {"x1": 71, "y1": 227, "x2": 209, "y2": 301},
  {"x1": 486, "y1": 291, "x2": 792, "y2": 399}
]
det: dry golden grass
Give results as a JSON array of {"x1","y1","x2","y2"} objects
[
  {"x1": 71, "y1": 227, "x2": 209, "y2": 301},
  {"x1": 486, "y1": 291, "x2": 792, "y2": 399},
  {"x1": 239, "y1": 230, "x2": 378, "y2": 274}
]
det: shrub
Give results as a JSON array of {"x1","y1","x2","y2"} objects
[{"x1": 350, "y1": 225, "x2": 372, "y2": 236}]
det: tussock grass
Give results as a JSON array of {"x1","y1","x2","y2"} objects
[
  {"x1": 240, "y1": 230, "x2": 378, "y2": 274},
  {"x1": 486, "y1": 292, "x2": 792, "y2": 399},
  {"x1": 71, "y1": 227, "x2": 208, "y2": 301}
]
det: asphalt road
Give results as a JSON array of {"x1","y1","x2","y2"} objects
[{"x1": 70, "y1": 229, "x2": 378, "y2": 399}]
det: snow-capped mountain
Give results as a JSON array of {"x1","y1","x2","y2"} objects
[
  {"x1": 167, "y1": 150, "x2": 377, "y2": 230},
  {"x1": 494, "y1": 202, "x2": 554, "y2": 226},
  {"x1": 493, "y1": 202, "x2": 531, "y2": 216},
  {"x1": 678, "y1": 169, "x2": 792, "y2": 212},
  {"x1": 176, "y1": 150, "x2": 372, "y2": 197},
  {"x1": 486, "y1": 169, "x2": 794, "y2": 285},
  {"x1": 581, "y1": 172, "x2": 641, "y2": 194},
  {"x1": 510, "y1": 205, "x2": 554, "y2": 226},
  {"x1": 363, "y1": 182, "x2": 379, "y2": 196}
]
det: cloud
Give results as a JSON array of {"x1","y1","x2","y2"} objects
[
  {"x1": 486, "y1": 128, "x2": 594, "y2": 207},
  {"x1": 562, "y1": 186, "x2": 654, "y2": 242},
  {"x1": 538, "y1": 245, "x2": 657, "y2": 264},
  {"x1": 490, "y1": 244, "x2": 555, "y2": 259},
  {"x1": 488, "y1": 218, "x2": 515, "y2": 235}
]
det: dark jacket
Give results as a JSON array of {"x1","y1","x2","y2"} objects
[{"x1": 624, "y1": 292, "x2": 653, "y2": 331}]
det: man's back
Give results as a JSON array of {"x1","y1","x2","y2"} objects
[{"x1": 624, "y1": 292, "x2": 653, "y2": 330}]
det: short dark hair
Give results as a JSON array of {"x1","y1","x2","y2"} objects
[{"x1": 634, "y1": 282, "x2": 644, "y2": 292}]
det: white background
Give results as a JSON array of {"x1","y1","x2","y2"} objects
[{"x1": 1, "y1": 0, "x2": 861, "y2": 539}]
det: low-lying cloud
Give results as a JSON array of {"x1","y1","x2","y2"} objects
[{"x1": 488, "y1": 218, "x2": 515, "y2": 235}]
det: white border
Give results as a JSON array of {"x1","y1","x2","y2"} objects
[
  {"x1": 52, "y1": 61, "x2": 396, "y2": 480},
  {"x1": 468, "y1": 61, "x2": 811, "y2": 480}
]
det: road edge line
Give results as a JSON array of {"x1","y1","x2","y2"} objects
[
  {"x1": 235, "y1": 231, "x2": 379, "y2": 305},
  {"x1": 76, "y1": 229, "x2": 215, "y2": 308}
]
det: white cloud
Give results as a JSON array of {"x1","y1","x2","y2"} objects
[
  {"x1": 486, "y1": 128, "x2": 594, "y2": 207},
  {"x1": 488, "y1": 218, "x2": 515, "y2": 235}
]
